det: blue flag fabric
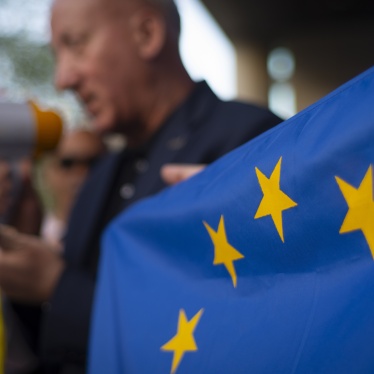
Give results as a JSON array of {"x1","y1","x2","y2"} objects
[{"x1": 89, "y1": 67, "x2": 374, "y2": 374}]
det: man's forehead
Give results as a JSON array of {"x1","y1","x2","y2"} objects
[
  {"x1": 51, "y1": 0, "x2": 140, "y2": 24},
  {"x1": 51, "y1": 0, "x2": 117, "y2": 39},
  {"x1": 51, "y1": 0, "x2": 103, "y2": 18}
]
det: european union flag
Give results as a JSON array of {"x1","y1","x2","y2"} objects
[{"x1": 89, "y1": 67, "x2": 374, "y2": 374}]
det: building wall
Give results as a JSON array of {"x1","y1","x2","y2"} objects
[
  {"x1": 236, "y1": 41, "x2": 269, "y2": 106},
  {"x1": 281, "y1": 20, "x2": 374, "y2": 111},
  {"x1": 234, "y1": 19, "x2": 374, "y2": 113}
]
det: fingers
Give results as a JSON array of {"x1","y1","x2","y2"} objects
[
  {"x1": 161, "y1": 164, "x2": 206, "y2": 185},
  {"x1": 0, "y1": 225, "x2": 62, "y2": 252},
  {"x1": 0, "y1": 224, "x2": 41, "y2": 251},
  {"x1": 0, "y1": 231, "x2": 40, "y2": 302},
  {"x1": 17, "y1": 160, "x2": 33, "y2": 183},
  {"x1": 0, "y1": 250, "x2": 32, "y2": 298},
  {"x1": 0, "y1": 228, "x2": 65, "y2": 302},
  {"x1": 1, "y1": 160, "x2": 43, "y2": 234},
  {"x1": 0, "y1": 161, "x2": 13, "y2": 215},
  {"x1": 0, "y1": 225, "x2": 21, "y2": 251}
]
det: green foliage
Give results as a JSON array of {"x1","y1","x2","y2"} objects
[{"x1": 0, "y1": 33, "x2": 54, "y2": 86}]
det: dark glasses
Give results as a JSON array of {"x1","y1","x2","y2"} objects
[{"x1": 58, "y1": 156, "x2": 99, "y2": 169}]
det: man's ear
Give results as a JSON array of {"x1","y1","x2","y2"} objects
[{"x1": 131, "y1": 10, "x2": 166, "y2": 60}]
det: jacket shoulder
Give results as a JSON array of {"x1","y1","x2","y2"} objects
[{"x1": 213, "y1": 99, "x2": 282, "y2": 127}]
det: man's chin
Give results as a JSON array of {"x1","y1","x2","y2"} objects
[{"x1": 91, "y1": 115, "x2": 116, "y2": 135}]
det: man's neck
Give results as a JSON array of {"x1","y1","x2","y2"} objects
[{"x1": 126, "y1": 69, "x2": 195, "y2": 148}]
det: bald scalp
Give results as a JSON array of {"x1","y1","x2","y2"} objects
[
  {"x1": 110, "y1": 0, "x2": 181, "y2": 36},
  {"x1": 144, "y1": 0, "x2": 180, "y2": 34}
]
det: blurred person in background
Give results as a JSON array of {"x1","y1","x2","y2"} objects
[
  {"x1": 0, "y1": 0, "x2": 281, "y2": 373},
  {"x1": 39, "y1": 129, "x2": 107, "y2": 246}
]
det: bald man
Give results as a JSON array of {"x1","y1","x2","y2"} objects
[{"x1": 0, "y1": 0, "x2": 280, "y2": 372}]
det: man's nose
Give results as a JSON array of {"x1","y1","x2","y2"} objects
[{"x1": 54, "y1": 55, "x2": 80, "y2": 91}]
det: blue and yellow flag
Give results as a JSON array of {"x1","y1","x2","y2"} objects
[{"x1": 89, "y1": 67, "x2": 374, "y2": 373}]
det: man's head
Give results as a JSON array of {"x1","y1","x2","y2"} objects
[{"x1": 51, "y1": 0, "x2": 189, "y2": 144}]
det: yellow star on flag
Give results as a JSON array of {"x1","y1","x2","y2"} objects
[
  {"x1": 255, "y1": 157, "x2": 297, "y2": 242},
  {"x1": 204, "y1": 216, "x2": 244, "y2": 288},
  {"x1": 161, "y1": 309, "x2": 204, "y2": 374},
  {"x1": 336, "y1": 165, "x2": 374, "y2": 258}
]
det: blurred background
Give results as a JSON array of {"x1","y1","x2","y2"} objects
[{"x1": 1, "y1": 0, "x2": 374, "y2": 124}]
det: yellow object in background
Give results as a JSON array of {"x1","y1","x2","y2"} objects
[
  {"x1": 0, "y1": 300, "x2": 4, "y2": 374},
  {"x1": 29, "y1": 101, "x2": 63, "y2": 158}
]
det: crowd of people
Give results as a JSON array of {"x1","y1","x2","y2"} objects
[{"x1": 0, "y1": 0, "x2": 282, "y2": 373}]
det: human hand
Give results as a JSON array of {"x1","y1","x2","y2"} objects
[
  {"x1": 0, "y1": 225, "x2": 64, "y2": 303},
  {"x1": 0, "y1": 161, "x2": 14, "y2": 217},
  {"x1": 0, "y1": 160, "x2": 43, "y2": 234},
  {"x1": 160, "y1": 164, "x2": 206, "y2": 185}
]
